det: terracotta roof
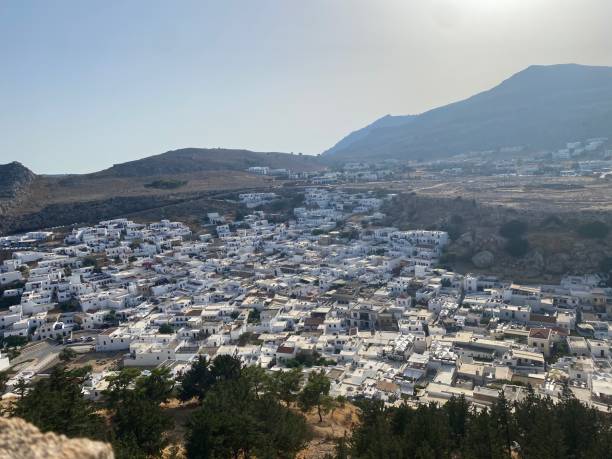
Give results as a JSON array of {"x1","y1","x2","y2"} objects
[
  {"x1": 529, "y1": 328, "x2": 551, "y2": 340},
  {"x1": 276, "y1": 345, "x2": 295, "y2": 354},
  {"x1": 376, "y1": 380, "x2": 399, "y2": 393}
]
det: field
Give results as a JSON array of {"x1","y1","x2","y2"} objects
[
  {"x1": 340, "y1": 174, "x2": 612, "y2": 282},
  {"x1": 346, "y1": 174, "x2": 612, "y2": 214}
]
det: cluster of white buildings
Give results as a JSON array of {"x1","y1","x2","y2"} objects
[
  {"x1": 238, "y1": 192, "x2": 278, "y2": 208},
  {"x1": 0, "y1": 189, "x2": 610, "y2": 410}
]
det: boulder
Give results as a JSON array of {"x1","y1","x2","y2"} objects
[
  {"x1": 0, "y1": 417, "x2": 114, "y2": 459},
  {"x1": 472, "y1": 250, "x2": 494, "y2": 268}
]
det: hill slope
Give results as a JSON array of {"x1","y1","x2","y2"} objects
[
  {"x1": 0, "y1": 148, "x2": 326, "y2": 234},
  {"x1": 99, "y1": 148, "x2": 322, "y2": 177},
  {"x1": 0, "y1": 162, "x2": 36, "y2": 199},
  {"x1": 324, "y1": 114, "x2": 415, "y2": 157},
  {"x1": 324, "y1": 64, "x2": 612, "y2": 161}
]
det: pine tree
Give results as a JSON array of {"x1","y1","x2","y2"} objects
[
  {"x1": 490, "y1": 390, "x2": 513, "y2": 458},
  {"x1": 298, "y1": 370, "x2": 333, "y2": 422},
  {"x1": 178, "y1": 355, "x2": 213, "y2": 401},
  {"x1": 10, "y1": 365, "x2": 106, "y2": 440}
]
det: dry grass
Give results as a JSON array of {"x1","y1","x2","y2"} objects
[
  {"x1": 297, "y1": 404, "x2": 359, "y2": 459},
  {"x1": 13, "y1": 171, "x2": 274, "y2": 214},
  {"x1": 158, "y1": 400, "x2": 360, "y2": 459},
  {"x1": 66, "y1": 351, "x2": 124, "y2": 373}
]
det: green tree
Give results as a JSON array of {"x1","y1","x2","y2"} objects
[
  {"x1": 179, "y1": 354, "x2": 242, "y2": 402},
  {"x1": 178, "y1": 356, "x2": 213, "y2": 402},
  {"x1": 105, "y1": 368, "x2": 174, "y2": 458},
  {"x1": 3, "y1": 335, "x2": 27, "y2": 348},
  {"x1": 348, "y1": 399, "x2": 400, "y2": 458},
  {"x1": 444, "y1": 395, "x2": 469, "y2": 450},
  {"x1": 490, "y1": 390, "x2": 513, "y2": 458},
  {"x1": 269, "y1": 368, "x2": 303, "y2": 406},
  {"x1": 186, "y1": 369, "x2": 310, "y2": 459},
  {"x1": 158, "y1": 323, "x2": 174, "y2": 334},
  {"x1": 299, "y1": 370, "x2": 333, "y2": 422},
  {"x1": 135, "y1": 367, "x2": 174, "y2": 404},
  {"x1": 10, "y1": 366, "x2": 105, "y2": 440},
  {"x1": 499, "y1": 220, "x2": 528, "y2": 239},
  {"x1": 504, "y1": 237, "x2": 530, "y2": 257},
  {"x1": 209, "y1": 354, "x2": 243, "y2": 384},
  {"x1": 59, "y1": 347, "x2": 77, "y2": 362}
]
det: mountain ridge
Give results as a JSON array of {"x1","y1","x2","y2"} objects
[
  {"x1": 323, "y1": 63, "x2": 612, "y2": 161},
  {"x1": 95, "y1": 147, "x2": 323, "y2": 177}
]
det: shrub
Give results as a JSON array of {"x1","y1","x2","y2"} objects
[
  {"x1": 576, "y1": 221, "x2": 609, "y2": 239},
  {"x1": 504, "y1": 238, "x2": 530, "y2": 257},
  {"x1": 599, "y1": 256, "x2": 612, "y2": 273},
  {"x1": 144, "y1": 179, "x2": 188, "y2": 190},
  {"x1": 499, "y1": 220, "x2": 528, "y2": 239}
]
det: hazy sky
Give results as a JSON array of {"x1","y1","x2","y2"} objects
[{"x1": 1, "y1": 0, "x2": 612, "y2": 174}]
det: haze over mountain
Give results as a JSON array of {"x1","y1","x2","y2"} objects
[{"x1": 323, "y1": 64, "x2": 612, "y2": 161}]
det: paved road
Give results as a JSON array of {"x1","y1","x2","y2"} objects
[
  {"x1": 10, "y1": 340, "x2": 63, "y2": 373},
  {"x1": 12, "y1": 340, "x2": 61, "y2": 365}
]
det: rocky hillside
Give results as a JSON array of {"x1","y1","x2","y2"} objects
[
  {"x1": 379, "y1": 193, "x2": 612, "y2": 282},
  {"x1": 324, "y1": 64, "x2": 612, "y2": 161},
  {"x1": 0, "y1": 162, "x2": 35, "y2": 198},
  {"x1": 0, "y1": 147, "x2": 327, "y2": 235},
  {"x1": 0, "y1": 162, "x2": 37, "y2": 217},
  {"x1": 98, "y1": 148, "x2": 323, "y2": 177}
]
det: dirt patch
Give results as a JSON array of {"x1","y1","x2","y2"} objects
[
  {"x1": 297, "y1": 404, "x2": 360, "y2": 459},
  {"x1": 67, "y1": 351, "x2": 124, "y2": 373}
]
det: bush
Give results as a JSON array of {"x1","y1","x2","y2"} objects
[
  {"x1": 442, "y1": 224, "x2": 462, "y2": 241},
  {"x1": 577, "y1": 221, "x2": 609, "y2": 239},
  {"x1": 144, "y1": 179, "x2": 188, "y2": 190},
  {"x1": 2, "y1": 335, "x2": 27, "y2": 348},
  {"x1": 499, "y1": 220, "x2": 528, "y2": 239},
  {"x1": 599, "y1": 256, "x2": 612, "y2": 273},
  {"x1": 504, "y1": 238, "x2": 530, "y2": 257}
]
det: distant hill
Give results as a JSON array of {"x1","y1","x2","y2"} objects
[
  {"x1": 0, "y1": 148, "x2": 326, "y2": 234},
  {"x1": 98, "y1": 148, "x2": 323, "y2": 177},
  {"x1": 323, "y1": 64, "x2": 612, "y2": 161}
]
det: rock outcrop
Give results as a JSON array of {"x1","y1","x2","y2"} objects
[
  {"x1": 0, "y1": 162, "x2": 36, "y2": 217},
  {"x1": 0, "y1": 417, "x2": 114, "y2": 459},
  {"x1": 0, "y1": 162, "x2": 35, "y2": 199},
  {"x1": 471, "y1": 250, "x2": 495, "y2": 269}
]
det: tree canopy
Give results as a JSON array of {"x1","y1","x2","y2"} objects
[
  {"x1": 10, "y1": 365, "x2": 105, "y2": 440},
  {"x1": 184, "y1": 355, "x2": 312, "y2": 459},
  {"x1": 342, "y1": 387, "x2": 612, "y2": 459}
]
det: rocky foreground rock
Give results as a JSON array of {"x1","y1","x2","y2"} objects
[{"x1": 0, "y1": 417, "x2": 114, "y2": 459}]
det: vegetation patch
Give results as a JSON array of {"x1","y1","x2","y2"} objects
[
  {"x1": 504, "y1": 237, "x2": 530, "y2": 257},
  {"x1": 346, "y1": 387, "x2": 611, "y2": 458},
  {"x1": 144, "y1": 179, "x2": 188, "y2": 190},
  {"x1": 576, "y1": 221, "x2": 609, "y2": 239},
  {"x1": 499, "y1": 219, "x2": 528, "y2": 239}
]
